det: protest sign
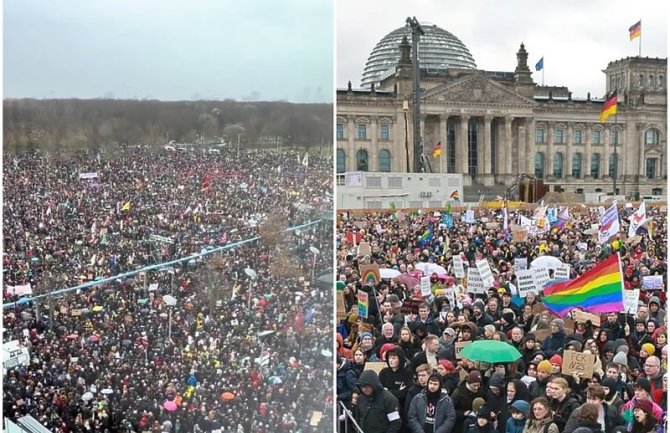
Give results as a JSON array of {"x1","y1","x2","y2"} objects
[
  {"x1": 577, "y1": 242, "x2": 588, "y2": 251},
  {"x1": 420, "y1": 276, "x2": 432, "y2": 297},
  {"x1": 562, "y1": 350, "x2": 595, "y2": 378},
  {"x1": 515, "y1": 269, "x2": 537, "y2": 298},
  {"x1": 572, "y1": 309, "x2": 601, "y2": 326},
  {"x1": 357, "y1": 291, "x2": 369, "y2": 318},
  {"x1": 364, "y1": 362, "x2": 386, "y2": 374},
  {"x1": 443, "y1": 288, "x2": 456, "y2": 306},
  {"x1": 464, "y1": 209, "x2": 476, "y2": 224},
  {"x1": 358, "y1": 242, "x2": 371, "y2": 257},
  {"x1": 79, "y1": 172, "x2": 98, "y2": 179},
  {"x1": 359, "y1": 264, "x2": 380, "y2": 286},
  {"x1": 455, "y1": 341, "x2": 472, "y2": 359},
  {"x1": 452, "y1": 255, "x2": 466, "y2": 278},
  {"x1": 642, "y1": 275, "x2": 664, "y2": 290},
  {"x1": 467, "y1": 267, "x2": 485, "y2": 294},
  {"x1": 622, "y1": 289, "x2": 640, "y2": 314},
  {"x1": 514, "y1": 257, "x2": 527, "y2": 271},
  {"x1": 554, "y1": 264, "x2": 571, "y2": 280},
  {"x1": 336, "y1": 291, "x2": 346, "y2": 319},
  {"x1": 512, "y1": 229, "x2": 528, "y2": 243},
  {"x1": 534, "y1": 267, "x2": 550, "y2": 290},
  {"x1": 401, "y1": 299, "x2": 422, "y2": 315},
  {"x1": 476, "y1": 259, "x2": 495, "y2": 287}
]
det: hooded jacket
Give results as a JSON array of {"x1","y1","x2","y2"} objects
[
  {"x1": 354, "y1": 370, "x2": 402, "y2": 433},
  {"x1": 337, "y1": 358, "x2": 358, "y2": 408},
  {"x1": 378, "y1": 346, "x2": 414, "y2": 411},
  {"x1": 451, "y1": 377, "x2": 486, "y2": 433},
  {"x1": 541, "y1": 329, "x2": 566, "y2": 358},
  {"x1": 485, "y1": 372, "x2": 510, "y2": 433},
  {"x1": 407, "y1": 387, "x2": 456, "y2": 433}
]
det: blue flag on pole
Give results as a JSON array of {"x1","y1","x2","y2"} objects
[{"x1": 535, "y1": 57, "x2": 544, "y2": 71}]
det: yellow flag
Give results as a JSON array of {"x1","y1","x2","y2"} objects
[{"x1": 121, "y1": 201, "x2": 131, "y2": 211}]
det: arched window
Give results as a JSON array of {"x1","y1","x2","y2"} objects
[
  {"x1": 553, "y1": 152, "x2": 564, "y2": 178},
  {"x1": 336, "y1": 148, "x2": 346, "y2": 173},
  {"x1": 646, "y1": 129, "x2": 660, "y2": 146},
  {"x1": 609, "y1": 153, "x2": 618, "y2": 178},
  {"x1": 379, "y1": 149, "x2": 391, "y2": 172},
  {"x1": 534, "y1": 152, "x2": 545, "y2": 178},
  {"x1": 572, "y1": 153, "x2": 582, "y2": 178},
  {"x1": 591, "y1": 153, "x2": 601, "y2": 178},
  {"x1": 356, "y1": 149, "x2": 369, "y2": 171}
]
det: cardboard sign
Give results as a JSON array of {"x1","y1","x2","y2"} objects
[
  {"x1": 467, "y1": 268, "x2": 486, "y2": 294},
  {"x1": 359, "y1": 264, "x2": 380, "y2": 286},
  {"x1": 358, "y1": 242, "x2": 371, "y2": 257},
  {"x1": 309, "y1": 411, "x2": 323, "y2": 427},
  {"x1": 642, "y1": 275, "x2": 664, "y2": 290},
  {"x1": 554, "y1": 264, "x2": 571, "y2": 280},
  {"x1": 452, "y1": 255, "x2": 466, "y2": 278},
  {"x1": 562, "y1": 350, "x2": 595, "y2": 378},
  {"x1": 357, "y1": 291, "x2": 369, "y2": 319},
  {"x1": 336, "y1": 291, "x2": 347, "y2": 320},
  {"x1": 401, "y1": 299, "x2": 422, "y2": 315},
  {"x1": 420, "y1": 276, "x2": 432, "y2": 297},
  {"x1": 71, "y1": 309, "x2": 82, "y2": 317},
  {"x1": 534, "y1": 267, "x2": 550, "y2": 291},
  {"x1": 476, "y1": 259, "x2": 495, "y2": 288},
  {"x1": 572, "y1": 310, "x2": 601, "y2": 326},
  {"x1": 516, "y1": 269, "x2": 537, "y2": 298},
  {"x1": 532, "y1": 303, "x2": 547, "y2": 315},
  {"x1": 514, "y1": 258, "x2": 528, "y2": 271},
  {"x1": 622, "y1": 289, "x2": 640, "y2": 314},
  {"x1": 364, "y1": 362, "x2": 386, "y2": 374},
  {"x1": 455, "y1": 341, "x2": 472, "y2": 359}
]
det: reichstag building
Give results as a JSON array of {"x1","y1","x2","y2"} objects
[{"x1": 336, "y1": 23, "x2": 667, "y2": 198}]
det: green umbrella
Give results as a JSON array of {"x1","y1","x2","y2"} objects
[{"x1": 459, "y1": 340, "x2": 521, "y2": 363}]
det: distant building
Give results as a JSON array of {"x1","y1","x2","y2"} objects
[{"x1": 337, "y1": 23, "x2": 666, "y2": 198}]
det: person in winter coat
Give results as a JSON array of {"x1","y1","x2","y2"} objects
[
  {"x1": 522, "y1": 397, "x2": 559, "y2": 433},
  {"x1": 407, "y1": 373, "x2": 456, "y2": 433},
  {"x1": 451, "y1": 370, "x2": 486, "y2": 433},
  {"x1": 404, "y1": 364, "x2": 433, "y2": 425},
  {"x1": 465, "y1": 407, "x2": 498, "y2": 433},
  {"x1": 484, "y1": 372, "x2": 509, "y2": 433},
  {"x1": 378, "y1": 346, "x2": 414, "y2": 418},
  {"x1": 548, "y1": 377, "x2": 581, "y2": 433},
  {"x1": 570, "y1": 403, "x2": 605, "y2": 433},
  {"x1": 541, "y1": 319, "x2": 567, "y2": 359},
  {"x1": 562, "y1": 384, "x2": 624, "y2": 433},
  {"x1": 353, "y1": 370, "x2": 401, "y2": 433},
  {"x1": 529, "y1": 360, "x2": 552, "y2": 399},
  {"x1": 337, "y1": 355, "x2": 358, "y2": 410},
  {"x1": 506, "y1": 400, "x2": 529, "y2": 433}
]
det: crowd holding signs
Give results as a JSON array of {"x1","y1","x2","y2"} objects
[
  {"x1": 3, "y1": 147, "x2": 333, "y2": 433},
  {"x1": 337, "y1": 201, "x2": 667, "y2": 433}
]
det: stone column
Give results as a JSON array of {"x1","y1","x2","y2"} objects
[
  {"x1": 459, "y1": 116, "x2": 470, "y2": 174},
  {"x1": 439, "y1": 115, "x2": 448, "y2": 173},
  {"x1": 603, "y1": 127, "x2": 611, "y2": 179},
  {"x1": 504, "y1": 116, "x2": 513, "y2": 177},
  {"x1": 546, "y1": 122, "x2": 554, "y2": 178},
  {"x1": 476, "y1": 117, "x2": 486, "y2": 176},
  {"x1": 638, "y1": 125, "x2": 646, "y2": 177},
  {"x1": 584, "y1": 125, "x2": 593, "y2": 179},
  {"x1": 566, "y1": 123, "x2": 574, "y2": 178},
  {"x1": 526, "y1": 118, "x2": 536, "y2": 175},
  {"x1": 396, "y1": 111, "x2": 406, "y2": 172},
  {"x1": 480, "y1": 116, "x2": 493, "y2": 185},
  {"x1": 370, "y1": 117, "x2": 379, "y2": 171},
  {"x1": 347, "y1": 115, "x2": 357, "y2": 172},
  {"x1": 518, "y1": 121, "x2": 527, "y2": 176}
]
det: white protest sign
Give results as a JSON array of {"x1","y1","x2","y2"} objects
[
  {"x1": 514, "y1": 258, "x2": 527, "y2": 271},
  {"x1": 475, "y1": 259, "x2": 495, "y2": 288},
  {"x1": 444, "y1": 288, "x2": 456, "y2": 306},
  {"x1": 554, "y1": 264, "x2": 571, "y2": 280},
  {"x1": 452, "y1": 255, "x2": 466, "y2": 279},
  {"x1": 516, "y1": 269, "x2": 537, "y2": 298},
  {"x1": 533, "y1": 267, "x2": 550, "y2": 291},
  {"x1": 464, "y1": 210, "x2": 476, "y2": 224},
  {"x1": 420, "y1": 276, "x2": 432, "y2": 297},
  {"x1": 622, "y1": 289, "x2": 640, "y2": 314},
  {"x1": 467, "y1": 267, "x2": 485, "y2": 294},
  {"x1": 642, "y1": 275, "x2": 664, "y2": 290},
  {"x1": 577, "y1": 242, "x2": 588, "y2": 251},
  {"x1": 79, "y1": 172, "x2": 98, "y2": 179},
  {"x1": 148, "y1": 283, "x2": 159, "y2": 292}
]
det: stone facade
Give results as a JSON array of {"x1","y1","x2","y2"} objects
[{"x1": 336, "y1": 43, "x2": 667, "y2": 198}]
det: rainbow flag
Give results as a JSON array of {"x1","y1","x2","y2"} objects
[
  {"x1": 418, "y1": 223, "x2": 434, "y2": 247},
  {"x1": 543, "y1": 253, "x2": 624, "y2": 317},
  {"x1": 629, "y1": 20, "x2": 641, "y2": 40},
  {"x1": 450, "y1": 190, "x2": 460, "y2": 201},
  {"x1": 600, "y1": 93, "x2": 618, "y2": 123}
]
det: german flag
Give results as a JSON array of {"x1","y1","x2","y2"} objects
[
  {"x1": 599, "y1": 93, "x2": 618, "y2": 123},
  {"x1": 432, "y1": 141, "x2": 442, "y2": 157},
  {"x1": 629, "y1": 20, "x2": 641, "y2": 40}
]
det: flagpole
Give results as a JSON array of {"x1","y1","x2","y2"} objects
[
  {"x1": 613, "y1": 109, "x2": 618, "y2": 197},
  {"x1": 542, "y1": 57, "x2": 545, "y2": 86}
]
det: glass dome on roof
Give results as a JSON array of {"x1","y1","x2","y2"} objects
[{"x1": 361, "y1": 22, "x2": 477, "y2": 87}]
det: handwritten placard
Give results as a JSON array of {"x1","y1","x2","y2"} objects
[
  {"x1": 516, "y1": 269, "x2": 537, "y2": 298},
  {"x1": 452, "y1": 255, "x2": 466, "y2": 278},
  {"x1": 554, "y1": 264, "x2": 571, "y2": 280},
  {"x1": 358, "y1": 241, "x2": 371, "y2": 257},
  {"x1": 336, "y1": 291, "x2": 347, "y2": 319},
  {"x1": 572, "y1": 309, "x2": 601, "y2": 326},
  {"x1": 401, "y1": 299, "x2": 422, "y2": 315},
  {"x1": 359, "y1": 264, "x2": 381, "y2": 286},
  {"x1": 357, "y1": 291, "x2": 369, "y2": 319},
  {"x1": 642, "y1": 275, "x2": 664, "y2": 290},
  {"x1": 364, "y1": 362, "x2": 386, "y2": 374},
  {"x1": 514, "y1": 258, "x2": 528, "y2": 271},
  {"x1": 622, "y1": 289, "x2": 640, "y2": 314},
  {"x1": 562, "y1": 350, "x2": 595, "y2": 378},
  {"x1": 534, "y1": 267, "x2": 550, "y2": 290},
  {"x1": 455, "y1": 341, "x2": 472, "y2": 359},
  {"x1": 476, "y1": 259, "x2": 495, "y2": 288},
  {"x1": 420, "y1": 276, "x2": 432, "y2": 297},
  {"x1": 467, "y1": 268, "x2": 486, "y2": 294}
]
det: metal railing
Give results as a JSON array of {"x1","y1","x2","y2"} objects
[{"x1": 338, "y1": 401, "x2": 365, "y2": 433}]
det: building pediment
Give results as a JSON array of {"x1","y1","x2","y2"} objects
[{"x1": 423, "y1": 73, "x2": 536, "y2": 106}]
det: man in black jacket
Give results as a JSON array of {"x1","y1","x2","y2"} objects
[
  {"x1": 562, "y1": 384, "x2": 624, "y2": 433},
  {"x1": 354, "y1": 370, "x2": 402, "y2": 433},
  {"x1": 379, "y1": 346, "x2": 414, "y2": 416}
]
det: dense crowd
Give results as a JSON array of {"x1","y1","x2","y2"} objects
[
  {"x1": 336, "y1": 204, "x2": 667, "y2": 433},
  {"x1": 3, "y1": 146, "x2": 334, "y2": 433}
]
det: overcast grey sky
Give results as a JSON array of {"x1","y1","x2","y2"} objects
[
  {"x1": 4, "y1": 0, "x2": 333, "y2": 102},
  {"x1": 337, "y1": 0, "x2": 667, "y2": 99}
]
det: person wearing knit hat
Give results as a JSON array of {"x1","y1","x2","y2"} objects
[
  {"x1": 472, "y1": 397, "x2": 486, "y2": 414},
  {"x1": 549, "y1": 354, "x2": 563, "y2": 374},
  {"x1": 451, "y1": 369, "x2": 485, "y2": 433},
  {"x1": 528, "y1": 359, "x2": 553, "y2": 399},
  {"x1": 612, "y1": 351, "x2": 628, "y2": 368},
  {"x1": 641, "y1": 343, "x2": 656, "y2": 357},
  {"x1": 507, "y1": 400, "x2": 530, "y2": 433},
  {"x1": 631, "y1": 398, "x2": 659, "y2": 433},
  {"x1": 542, "y1": 318, "x2": 567, "y2": 359}
]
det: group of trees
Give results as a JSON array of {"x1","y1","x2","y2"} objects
[{"x1": 3, "y1": 99, "x2": 332, "y2": 153}]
